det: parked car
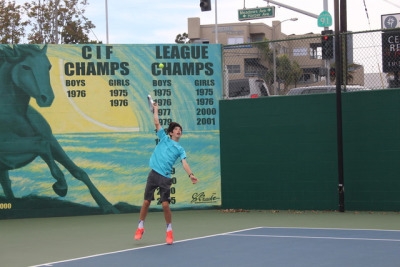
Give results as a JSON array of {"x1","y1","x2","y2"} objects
[
  {"x1": 286, "y1": 85, "x2": 370, "y2": 95},
  {"x1": 225, "y1": 77, "x2": 271, "y2": 99}
]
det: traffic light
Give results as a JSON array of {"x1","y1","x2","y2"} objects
[
  {"x1": 200, "y1": 0, "x2": 211, "y2": 12},
  {"x1": 321, "y1": 30, "x2": 334, "y2": 60},
  {"x1": 330, "y1": 68, "x2": 336, "y2": 80}
]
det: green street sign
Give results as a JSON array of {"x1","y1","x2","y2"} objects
[
  {"x1": 238, "y1": 6, "x2": 275, "y2": 21},
  {"x1": 318, "y1": 11, "x2": 332, "y2": 27}
]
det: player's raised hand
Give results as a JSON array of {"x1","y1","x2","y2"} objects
[{"x1": 190, "y1": 175, "x2": 198, "y2": 184}]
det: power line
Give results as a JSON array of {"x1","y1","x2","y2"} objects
[{"x1": 362, "y1": 0, "x2": 371, "y2": 30}]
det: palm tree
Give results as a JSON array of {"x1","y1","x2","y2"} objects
[
  {"x1": 175, "y1": 32, "x2": 190, "y2": 44},
  {"x1": 329, "y1": 63, "x2": 360, "y2": 84}
]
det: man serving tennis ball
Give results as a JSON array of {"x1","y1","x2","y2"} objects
[{"x1": 134, "y1": 101, "x2": 198, "y2": 245}]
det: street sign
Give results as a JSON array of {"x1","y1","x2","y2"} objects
[
  {"x1": 381, "y1": 30, "x2": 400, "y2": 73},
  {"x1": 381, "y1": 13, "x2": 400, "y2": 29},
  {"x1": 238, "y1": 7, "x2": 275, "y2": 21},
  {"x1": 318, "y1": 11, "x2": 332, "y2": 27}
]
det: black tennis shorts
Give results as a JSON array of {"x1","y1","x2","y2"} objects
[{"x1": 144, "y1": 170, "x2": 172, "y2": 203}]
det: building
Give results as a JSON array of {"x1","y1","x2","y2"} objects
[{"x1": 187, "y1": 17, "x2": 364, "y2": 94}]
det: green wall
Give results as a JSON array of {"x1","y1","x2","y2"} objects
[{"x1": 220, "y1": 89, "x2": 400, "y2": 211}]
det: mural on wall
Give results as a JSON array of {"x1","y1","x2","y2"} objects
[{"x1": 0, "y1": 44, "x2": 222, "y2": 219}]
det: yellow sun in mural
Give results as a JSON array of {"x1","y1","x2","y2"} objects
[{"x1": 30, "y1": 57, "x2": 139, "y2": 134}]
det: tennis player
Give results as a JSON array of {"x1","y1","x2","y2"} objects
[{"x1": 134, "y1": 102, "x2": 198, "y2": 245}]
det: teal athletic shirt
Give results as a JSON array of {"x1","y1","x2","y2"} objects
[{"x1": 149, "y1": 128, "x2": 187, "y2": 178}]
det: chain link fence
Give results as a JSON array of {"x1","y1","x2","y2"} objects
[{"x1": 222, "y1": 28, "x2": 399, "y2": 98}]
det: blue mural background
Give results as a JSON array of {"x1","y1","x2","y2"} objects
[{"x1": 0, "y1": 44, "x2": 222, "y2": 218}]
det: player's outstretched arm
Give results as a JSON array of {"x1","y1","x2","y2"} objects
[
  {"x1": 182, "y1": 159, "x2": 198, "y2": 184},
  {"x1": 153, "y1": 103, "x2": 161, "y2": 131}
]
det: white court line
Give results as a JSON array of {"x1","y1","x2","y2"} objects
[
  {"x1": 241, "y1": 226, "x2": 400, "y2": 233},
  {"x1": 226, "y1": 233, "x2": 400, "y2": 242},
  {"x1": 29, "y1": 227, "x2": 263, "y2": 267},
  {"x1": 30, "y1": 226, "x2": 400, "y2": 266}
]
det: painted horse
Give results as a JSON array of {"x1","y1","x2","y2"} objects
[{"x1": 0, "y1": 45, "x2": 118, "y2": 213}]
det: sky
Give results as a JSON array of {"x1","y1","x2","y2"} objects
[
  {"x1": 13, "y1": 0, "x2": 400, "y2": 44},
  {"x1": 82, "y1": 0, "x2": 399, "y2": 44}
]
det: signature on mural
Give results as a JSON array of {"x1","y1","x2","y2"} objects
[
  {"x1": 0, "y1": 45, "x2": 118, "y2": 214},
  {"x1": 191, "y1": 192, "x2": 220, "y2": 204}
]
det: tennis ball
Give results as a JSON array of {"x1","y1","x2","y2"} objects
[{"x1": 159, "y1": 63, "x2": 164, "y2": 68}]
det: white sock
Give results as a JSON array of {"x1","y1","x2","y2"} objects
[
  {"x1": 138, "y1": 220, "x2": 144, "y2": 228},
  {"x1": 166, "y1": 223, "x2": 172, "y2": 231}
]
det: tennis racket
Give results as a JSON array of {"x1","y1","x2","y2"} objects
[{"x1": 147, "y1": 94, "x2": 154, "y2": 113}]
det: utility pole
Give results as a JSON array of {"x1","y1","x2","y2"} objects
[
  {"x1": 105, "y1": 0, "x2": 109, "y2": 44},
  {"x1": 323, "y1": 0, "x2": 331, "y2": 86},
  {"x1": 215, "y1": 0, "x2": 218, "y2": 43},
  {"x1": 265, "y1": 0, "x2": 345, "y2": 212},
  {"x1": 335, "y1": 0, "x2": 347, "y2": 213}
]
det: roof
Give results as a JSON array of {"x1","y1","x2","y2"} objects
[{"x1": 287, "y1": 85, "x2": 370, "y2": 95}]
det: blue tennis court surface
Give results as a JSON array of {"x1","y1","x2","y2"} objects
[{"x1": 31, "y1": 227, "x2": 400, "y2": 267}]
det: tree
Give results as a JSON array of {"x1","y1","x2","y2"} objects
[
  {"x1": 175, "y1": 32, "x2": 190, "y2": 44},
  {"x1": 330, "y1": 63, "x2": 357, "y2": 84},
  {"x1": 276, "y1": 54, "x2": 303, "y2": 94},
  {"x1": 23, "y1": 0, "x2": 96, "y2": 44},
  {"x1": 255, "y1": 40, "x2": 303, "y2": 94},
  {"x1": 0, "y1": 1, "x2": 29, "y2": 44},
  {"x1": 290, "y1": 61, "x2": 303, "y2": 88},
  {"x1": 61, "y1": 21, "x2": 89, "y2": 44},
  {"x1": 254, "y1": 40, "x2": 274, "y2": 90}
]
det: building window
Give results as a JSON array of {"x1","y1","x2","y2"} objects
[
  {"x1": 227, "y1": 65, "x2": 241, "y2": 74},
  {"x1": 250, "y1": 34, "x2": 265, "y2": 42},
  {"x1": 299, "y1": 73, "x2": 316, "y2": 83},
  {"x1": 193, "y1": 39, "x2": 210, "y2": 44},
  {"x1": 293, "y1": 47, "x2": 308, "y2": 56},
  {"x1": 228, "y1": 37, "x2": 244, "y2": 45},
  {"x1": 310, "y1": 43, "x2": 322, "y2": 59},
  {"x1": 244, "y1": 58, "x2": 266, "y2": 77}
]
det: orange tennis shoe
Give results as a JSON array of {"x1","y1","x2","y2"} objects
[
  {"x1": 134, "y1": 228, "x2": 145, "y2": 240},
  {"x1": 166, "y1": 230, "x2": 174, "y2": 245}
]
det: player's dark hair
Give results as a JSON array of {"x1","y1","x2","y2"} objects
[{"x1": 167, "y1": 122, "x2": 182, "y2": 135}]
